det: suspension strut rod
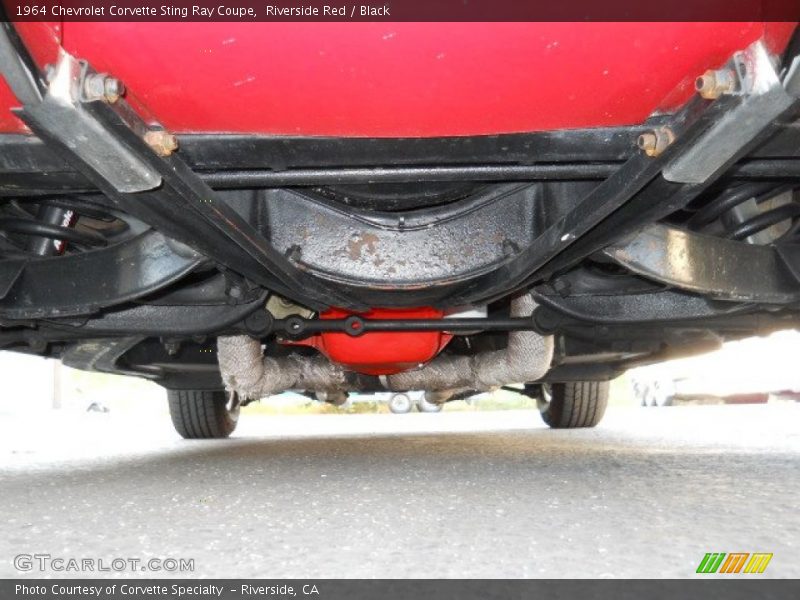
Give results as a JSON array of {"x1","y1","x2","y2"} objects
[{"x1": 262, "y1": 315, "x2": 542, "y2": 339}]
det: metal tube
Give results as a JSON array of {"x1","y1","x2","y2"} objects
[
  {"x1": 200, "y1": 164, "x2": 615, "y2": 188},
  {"x1": 386, "y1": 294, "x2": 553, "y2": 397}
]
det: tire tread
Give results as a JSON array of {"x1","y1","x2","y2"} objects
[
  {"x1": 168, "y1": 389, "x2": 237, "y2": 439},
  {"x1": 540, "y1": 381, "x2": 608, "y2": 429}
]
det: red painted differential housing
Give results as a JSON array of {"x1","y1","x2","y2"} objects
[{"x1": 291, "y1": 308, "x2": 453, "y2": 376}]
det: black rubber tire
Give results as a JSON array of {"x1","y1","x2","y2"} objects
[
  {"x1": 538, "y1": 381, "x2": 609, "y2": 429},
  {"x1": 167, "y1": 389, "x2": 239, "y2": 439}
]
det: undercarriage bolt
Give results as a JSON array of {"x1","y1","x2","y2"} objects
[
  {"x1": 83, "y1": 73, "x2": 125, "y2": 103},
  {"x1": 102, "y1": 77, "x2": 125, "y2": 103},
  {"x1": 144, "y1": 130, "x2": 179, "y2": 156},
  {"x1": 637, "y1": 126, "x2": 675, "y2": 158},
  {"x1": 695, "y1": 68, "x2": 736, "y2": 100}
]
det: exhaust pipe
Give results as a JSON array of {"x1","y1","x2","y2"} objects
[
  {"x1": 217, "y1": 294, "x2": 552, "y2": 400},
  {"x1": 217, "y1": 338, "x2": 349, "y2": 400},
  {"x1": 386, "y1": 294, "x2": 553, "y2": 399}
]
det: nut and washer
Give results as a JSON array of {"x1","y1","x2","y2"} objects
[
  {"x1": 144, "y1": 130, "x2": 179, "y2": 157},
  {"x1": 695, "y1": 68, "x2": 736, "y2": 100},
  {"x1": 83, "y1": 73, "x2": 125, "y2": 103},
  {"x1": 637, "y1": 126, "x2": 675, "y2": 158}
]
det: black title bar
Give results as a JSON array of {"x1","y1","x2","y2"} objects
[{"x1": 2, "y1": 0, "x2": 800, "y2": 21}]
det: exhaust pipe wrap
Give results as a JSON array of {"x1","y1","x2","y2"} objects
[
  {"x1": 217, "y1": 338, "x2": 349, "y2": 400},
  {"x1": 386, "y1": 294, "x2": 553, "y2": 395},
  {"x1": 217, "y1": 294, "x2": 552, "y2": 400}
]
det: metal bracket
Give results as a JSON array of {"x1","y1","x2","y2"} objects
[
  {"x1": 264, "y1": 185, "x2": 538, "y2": 288},
  {"x1": 603, "y1": 223, "x2": 800, "y2": 304},
  {"x1": 19, "y1": 52, "x2": 161, "y2": 193},
  {"x1": 664, "y1": 41, "x2": 795, "y2": 184},
  {"x1": 0, "y1": 231, "x2": 203, "y2": 319}
]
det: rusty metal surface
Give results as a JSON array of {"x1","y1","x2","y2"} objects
[{"x1": 264, "y1": 184, "x2": 538, "y2": 289}]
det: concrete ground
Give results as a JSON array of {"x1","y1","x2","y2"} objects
[{"x1": 0, "y1": 403, "x2": 798, "y2": 578}]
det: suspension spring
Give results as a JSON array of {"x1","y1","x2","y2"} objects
[
  {"x1": 688, "y1": 182, "x2": 800, "y2": 243},
  {"x1": 0, "y1": 196, "x2": 126, "y2": 258}
]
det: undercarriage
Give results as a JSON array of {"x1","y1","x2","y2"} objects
[{"x1": 2, "y1": 22, "x2": 800, "y2": 436}]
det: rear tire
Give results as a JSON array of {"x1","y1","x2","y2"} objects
[
  {"x1": 167, "y1": 389, "x2": 239, "y2": 439},
  {"x1": 538, "y1": 381, "x2": 609, "y2": 429}
]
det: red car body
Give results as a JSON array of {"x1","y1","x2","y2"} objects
[{"x1": 2, "y1": 22, "x2": 795, "y2": 136}]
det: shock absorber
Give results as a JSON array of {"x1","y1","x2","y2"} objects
[
  {"x1": 0, "y1": 196, "x2": 123, "y2": 258},
  {"x1": 25, "y1": 205, "x2": 76, "y2": 256}
]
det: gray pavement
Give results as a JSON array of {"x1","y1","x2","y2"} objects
[{"x1": 1, "y1": 404, "x2": 798, "y2": 578}]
